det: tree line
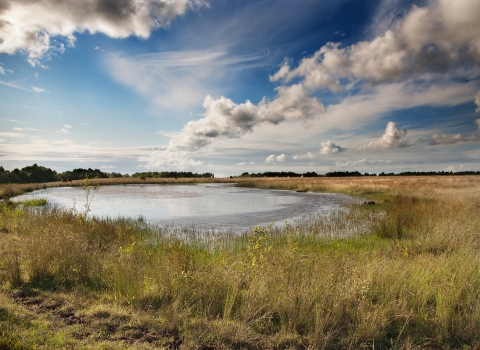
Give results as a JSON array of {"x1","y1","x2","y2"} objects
[
  {"x1": 0, "y1": 164, "x2": 125, "y2": 184},
  {"x1": 1, "y1": 164, "x2": 480, "y2": 184},
  {"x1": 0, "y1": 164, "x2": 214, "y2": 184}
]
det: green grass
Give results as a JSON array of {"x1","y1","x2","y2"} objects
[
  {"x1": 1, "y1": 179, "x2": 480, "y2": 348},
  {"x1": 19, "y1": 198, "x2": 48, "y2": 207}
]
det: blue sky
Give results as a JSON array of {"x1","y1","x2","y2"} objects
[{"x1": 1, "y1": 0, "x2": 480, "y2": 176}]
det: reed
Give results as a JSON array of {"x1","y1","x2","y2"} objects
[{"x1": 0, "y1": 176, "x2": 479, "y2": 348}]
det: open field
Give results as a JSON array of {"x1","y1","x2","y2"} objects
[{"x1": 1, "y1": 176, "x2": 480, "y2": 349}]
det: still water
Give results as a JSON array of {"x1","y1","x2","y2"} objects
[{"x1": 13, "y1": 183, "x2": 357, "y2": 230}]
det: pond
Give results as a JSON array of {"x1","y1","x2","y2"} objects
[{"x1": 12, "y1": 183, "x2": 358, "y2": 230}]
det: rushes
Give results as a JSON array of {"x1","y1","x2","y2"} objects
[{"x1": 1, "y1": 177, "x2": 480, "y2": 348}]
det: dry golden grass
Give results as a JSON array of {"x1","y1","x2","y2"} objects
[
  {"x1": 1, "y1": 175, "x2": 480, "y2": 349},
  {"x1": 3, "y1": 175, "x2": 479, "y2": 198},
  {"x1": 234, "y1": 175, "x2": 480, "y2": 196}
]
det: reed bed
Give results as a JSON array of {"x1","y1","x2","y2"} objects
[{"x1": 0, "y1": 176, "x2": 479, "y2": 349}]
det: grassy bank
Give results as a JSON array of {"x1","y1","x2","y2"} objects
[{"x1": 1, "y1": 177, "x2": 479, "y2": 349}]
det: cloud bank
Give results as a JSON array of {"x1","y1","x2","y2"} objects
[
  {"x1": 430, "y1": 133, "x2": 479, "y2": 145},
  {"x1": 429, "y1": 119, "x2": 480, "y2": 145},
  {"x1": 140, "y1": 85, "x2": 324, "y2": 168},
  {"x1": 335, "y1": 158, "x2": 396, "y2": 168},
  {"x1": 271, "y1": 0, "x2": 480, "y2": 89},
  {"x1": 0, "y1": 0, "x2": 207, "y2": 66},
  {"x1": 169, "y1": 84, "x2": 324, "y2": 153}
]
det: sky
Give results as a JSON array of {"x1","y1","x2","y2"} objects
[{"x1": 1, "y1": 0, "x2": 480, "y2": 176}]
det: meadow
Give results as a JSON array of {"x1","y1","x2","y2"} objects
[{"x1": 0, "y1": 176, "x2": 479, "y2": 349}]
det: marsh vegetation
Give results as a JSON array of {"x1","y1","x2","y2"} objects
[{"x1": 0, "y1": 176, "x2": 479, "y2": 349}]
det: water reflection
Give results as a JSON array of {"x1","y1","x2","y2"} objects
[{"x1": 12, "y1": 183, "x2": 357, "y2": 230}]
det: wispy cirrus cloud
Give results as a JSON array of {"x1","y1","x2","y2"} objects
[
  {"x1": 105, "y1": 49, "x2": 266, "y2": 111},
  {"x1": 335, "y1": 158, "x2": 397, "y2": 168},
  {"x1": 0, "y1": 79, "x2": 32, "y2": 92},
  {"x1": 0, "y1": 132, "x2": 26, "y2": 138},
  {"x1": 13, "y1": 127, "x2": 41, "y2": 132}
]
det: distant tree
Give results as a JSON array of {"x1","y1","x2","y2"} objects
[
  {"x1": 325, "y1": 171, "x2": 362, "y2": 177},
  {"x1": 302, "y1": 172, "x2": 319, "y2": 177},
  {"x1": 0, "y1": 164, "x2": 59, "y2": 183},
  {"x1": 60, "y1": 168, "x2": 109, "y2": 180}
]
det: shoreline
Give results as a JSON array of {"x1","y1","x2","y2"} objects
[{"x1": 3, "y1": 174, "x2": 480, "y2": 200}]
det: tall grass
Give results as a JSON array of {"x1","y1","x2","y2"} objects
[{"x1": 1, "y1": 177, "x2": 480, "y2": 348}]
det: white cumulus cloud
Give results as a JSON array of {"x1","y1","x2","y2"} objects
[
  {"x1": 270, "y1": 0, "x2": 480, "y2": 90},
  {"x1": 265, "y1": 155, "x2": 276, "y2": 163},
  {"x1": 139, "y1": 84, "x2": 325, "y2": 168},
  {"x1": 293, "y1": 140, "x2": 345, "y2": 160},
  {"x1": 31, "y1": 86, "x2": 45, "y2": 93},
  {"x1": 319, "y1": 140, "x2": 345, "y2": 155},
  {"x1": 168, "y1": 84, "x2": 324, "y2": 153},
  {"x1": 360, "y1": 121, "x2": 411, "y2": 150},
  {"x1": 293, "y1": 152, "x2": 316, "y2": 160},
  {"x1": 0, "y1": 63, "x2": 13, "y2": 75},
  {"x1": 0, "y1": 0, "x2": 208, "y2": 66},
  {"x1": 265, "y1": 154, "x2": 285, "y2": 163},
  {"x1": 56, "y1": 125, "x2": 71, "y2": 134},
  {"x1": 475, "y1": 90, "x2": 480, "y2": 112}
]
